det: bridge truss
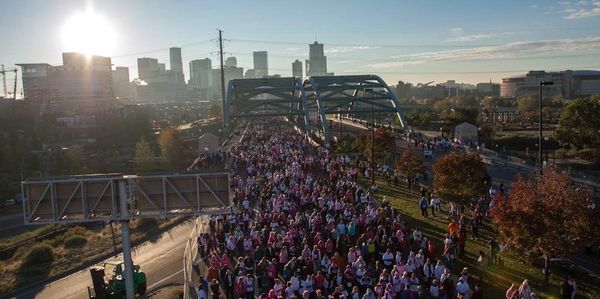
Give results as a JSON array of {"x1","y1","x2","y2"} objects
[
  {"x1": 224, "y1": 77, "x2": 310, "y2": 137},
  {"x1": 303, "y1": 75, "x2": 407, "y2": 146},
  {"x1": 225, "y1": 75, "x2": 407, "y2": 147}
]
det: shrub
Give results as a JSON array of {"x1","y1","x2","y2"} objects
[
  {"x1": 555, "y1": 148, "x2": 569, "y2": 160},
  {"x1": 136, "y1": 218, "x2": 159, "y2": 233},
  {"x1": 577, "y1": 148, "x2": 600, "y2": 164},
  {"x1": 64, "y1": 235, "x2": 87, "y2": 248},
  {"x1": 66, "y1": 225, "x2": 87, "y2": 237},
  {"x1": 23, "y1": 244, "x2": 54, "y2": 266}
]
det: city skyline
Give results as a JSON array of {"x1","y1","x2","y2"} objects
[{"x1": 1, "y1": 0, "x2": 600, "y2": 87}]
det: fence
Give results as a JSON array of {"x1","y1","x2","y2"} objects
[{"x1": 182, "y1": 217, "x2": 202, "y2": 299}]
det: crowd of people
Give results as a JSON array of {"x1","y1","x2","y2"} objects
[{"x1": 192, "y1": 120, "x2": 563, "y2": 299}]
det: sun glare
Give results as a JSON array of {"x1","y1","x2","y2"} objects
[{"x1": 61, "y1": 7, "x2": 116, "y2": 57}]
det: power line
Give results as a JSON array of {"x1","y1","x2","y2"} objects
[{"x1": 228, "y1": 38, "x2": 501, "y2": 48}]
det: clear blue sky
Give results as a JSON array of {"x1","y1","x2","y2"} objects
[{"x1": 1, "y1": 0, "x2": 599, "y2": 87}]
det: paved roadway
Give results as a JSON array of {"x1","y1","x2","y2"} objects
[
  {"x1": 9, "y1": 219, "x2": 195, "y2": 299},
  {"x1": 332, "y1": 118, "x2": 524, "y2": 187},
  {"x1": 0, "y1": 213, "x2": 37, "y2": 240}
]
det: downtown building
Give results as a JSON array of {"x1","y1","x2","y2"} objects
[
  {"x1": 500, "y1": 70, "x2": 600, "y2": 99},
  {"x1": 253, "y1": 51, "x2": 268, "y2": 78},
  {"x1": 292, "y1": 60, "x2": 303, "y2": 78},
  {"x1": 134, "y1": 47, "x2": 187, "y2": 103},
  {"x1": 306, "y1": 41, "x2": 333, "y2": 76},
  {"x1": 18, "y1": 52, "x2": 118, "y2": 117}
]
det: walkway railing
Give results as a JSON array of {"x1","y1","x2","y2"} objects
[{"x1": 183, "y1": 217, "x2": 201, "y2": 299}]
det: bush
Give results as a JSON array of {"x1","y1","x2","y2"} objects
[
  {"x1": 66, "y1": 225, "x2": 87, "y2": 237},
  {"x1": 555, "y1": 148, "x2": 569, "y2": 160},
  {"x1": 136, "y1": 218, "x2": 159, "y2": 233},
  {"x1": 64, "y1": 235, "x2": 87, "y2": 248},
  {"x1": 577, "y1": 148, "x2": 600, "y2": 164},
  {"x1": 23, "y1": 244, "x2": 54, "y2": 266}
]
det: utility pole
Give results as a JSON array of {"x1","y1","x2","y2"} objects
[
  {"x1": 539, "y1": 81, "x2": 553, "y2": 175},
  {"x1": 1, "y1": 64, "x2": 6, "y2": 98},
  {"x1": 218, "y1": 29, "x2": 227, "y2": 136}
]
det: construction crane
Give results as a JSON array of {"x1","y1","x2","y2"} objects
[{"x1": 1, "y1": 64, "x2": 18, "y2": 100}]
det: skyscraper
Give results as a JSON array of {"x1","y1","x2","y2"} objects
[
  {"x1": 169, "y1": 47, "x2": 184, "y2": 84},
  {"x1": 189, "y1": 58, "x2": 212, "y2": 89},
  {"x1": 307, "y1": 41, "x2": 327, "y2": 76},
  {"x1": 137, "y1": 57, "x2": 160, "y2": 83},
  {"x1": 112, "y1": 66, "x2": 133, "y2": 99},
  {"x1": 292, "y1": 60, "x2": 303, "y2": 78},
  {"x1": 169, "y1": 47, "x2": 183, "y2": 73},
  {"x1": 225, "y1": 57, "x2": 237, "y2": 67},
  {"x1": 253, "y1": 51, "x2": 268, "y2": 78}
]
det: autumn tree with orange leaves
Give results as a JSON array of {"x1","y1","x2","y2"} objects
[
  {"x1": 433, "y1": 152, "x2": 489, "y2": 206},
  {"x1": 490, "y1": 168, "x2": 600, "y2": 284}
]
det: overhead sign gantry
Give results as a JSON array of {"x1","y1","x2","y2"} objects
[{"x1": 21, "y1": 172, "x2": 231, "y2": 299}]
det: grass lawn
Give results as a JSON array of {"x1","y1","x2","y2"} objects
[{"x1": 369, "y1": 176, "x2": 600, "y2": 299}]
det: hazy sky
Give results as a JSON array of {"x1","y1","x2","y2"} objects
[{"x1": 1, "y1": 0, "x2": 600, "y2": 87}]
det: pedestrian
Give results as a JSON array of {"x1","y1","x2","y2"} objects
[
  {"x1": 488, "y1": 238, "x2": 499, "y2": 265},
  {"x1": 210, "y1": 279, "x2": 221, "y2": 299},
  {"x1": 518, "y1": 279, "x2": 532, "y2": 299},
  {"x1": 476, "y1": 251, "x2": 489, "y2": 283},
  {"x1": 419, "y1": 196, "x2": 429, "y2": 217},
  {"x1": 471, "y1": 218, "x2": 479, "y2": 240}
]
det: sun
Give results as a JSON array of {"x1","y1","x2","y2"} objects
[{"x1": 61, "y1": 7, "x2": 117, "y2": 57}]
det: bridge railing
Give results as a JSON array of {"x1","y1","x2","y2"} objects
[{"x1": 183, "y1": 217, "x2": 201, "y2": 299}]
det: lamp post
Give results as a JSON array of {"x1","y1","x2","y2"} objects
[
  {"x1": 371, "y1": 92, "x2": 375, "y2": 186},
  {"x1": 539, "y1": 81, "x2": 553, "y2": 175}
]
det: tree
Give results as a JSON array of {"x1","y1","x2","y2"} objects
[
  {"x1": 555, "y1": 97, "x2": 600, "y2": 150},
  {"x1": 395, "y1": 149, "x2": 423, "y2": 182},
  {"x1": 335, "y1": 134, "x2": 355, "y2": 154},
  {"x1": 65, "y1": 146, "x2": 86, "y2": 174},
  {"x1": 158, "y1": 127, "x2": 186, "y2": 170},
  {"x1": 207, "y1": 103, "x2": 222, "y2": 119},
  {"x1": 406, "y1": 110, "x2": 433, "y2": 127},
  {"x1": 433, "y1": 152, "x2": 488, "y2": 206},
  {"x1": 478, "y1": 124, "x2": 495, "y2": 147},
  {"x1": 133, "y1": 138, "x2": 157, "y2": 172},
  {"x1": 490, "y1": 168, "x2": 600, "y2": 284},
  {"x1": 362, "y1": 127, "x2": 397, "y2": 164},
  {"x1": 439, "y1": 107, "x2": 479, "y2": 127}
]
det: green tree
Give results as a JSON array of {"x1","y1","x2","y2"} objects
[
  {"x1": 406, "y1": 110, "x2": 433, "y2": 127},
  {"x1": 439, "y1": 107, "x2": 479, "y2": 127},
  {"x1": 395, "y1": 149, "x2": 423, "y2": 182},
  {"x1": 335, "y1": 134, "x2": 355, "y2": 154},
  {"x1": 208, "y1": 103, "x2": 222, "y2": 119},
  {"x1": 555, "y1": 97, "x2": 600, "y2": 150},
  {"x1": 65, "y1": 146, "x2": 86, "y2": 174},
  {"x1": 491, "y1": 168, "x2": 600, "y2": 284},
  {"x1": 433, "y1": 152, "x2": 488, "y2": 206},
  {"x1": 133, "y1": 138, "x2": 156, "y2": 172},
  {"x1": 478, "y1": 123, "x2": 495, "y2": 147},
  {"x1": 517, "y1": 94, "x2": 539, "y2": 118},
  {"x1": 158, "y1": 127, "x2": 186, "y2": 169}
]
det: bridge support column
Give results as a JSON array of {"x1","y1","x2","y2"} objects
[{"x1": 119, "y1": 180, "x2": 135, "y2": 299}]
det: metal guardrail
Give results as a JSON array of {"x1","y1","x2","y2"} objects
[{"x1": 183, "y1": 217, "x2": 201, "y2": 299}]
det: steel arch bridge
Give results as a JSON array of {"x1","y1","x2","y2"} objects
[
  {"x1": 224, "y1": 77, "x2": 310, "y2": 135},
  {"x1": 224, "y1": 74, "x2": 407, "y2": 146}
]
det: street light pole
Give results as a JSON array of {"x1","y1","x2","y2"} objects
[
  {"x1": 371, "y1": 94, "x2": 375, "y2": 186},
  {"x1": 539, "y1": 81, "x2": 553, "y2": 175}
]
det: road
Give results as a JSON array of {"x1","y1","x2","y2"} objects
[
  {"x1": 0, "y1": 213, "x2": 37, "y2": 240},
  {"x1": 10, "y1": 219, "x2": 196, "y2": 299},
  {"x1": 332, "y1": 118, "x2": 525, "y2": 187}
]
